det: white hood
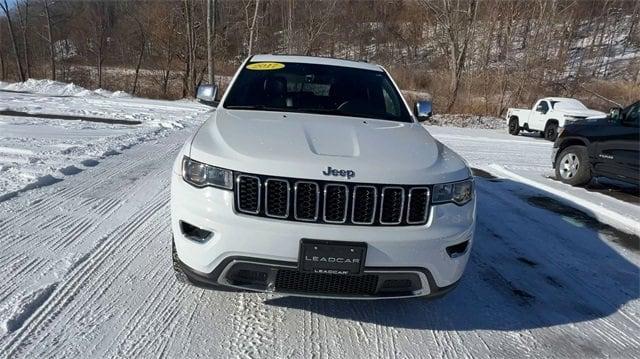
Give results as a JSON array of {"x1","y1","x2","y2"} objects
[
  {"x1": 555, "y1": 108, "x2": 606, "y2": 118},
  {"x1": 189, "y1": 109, "x2": 470, "y2": 184}
]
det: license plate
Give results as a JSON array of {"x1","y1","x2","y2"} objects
[{"x1": 299, "y1": 239, "x2": 367, "y2": 275}]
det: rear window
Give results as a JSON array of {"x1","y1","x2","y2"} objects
[{"x1": 223, "y1": 62, "x2": 411, "y2": 123}]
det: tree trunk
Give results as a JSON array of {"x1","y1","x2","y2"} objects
[
  {"x1": 248, "y1": 0, "x2": 260, "y2": 56},
  {"x1": 132, "y1": 36, "x2": 144, "y2": 95},
  {"x1": 17, "y1": 0, "x2": 30, "y2": 79},
  {"x1": 0, "y1": 0, "x2": 25, "y2": 81},
  {"x1": 206, "y1": 0, "x2": 215, "y2": 84},
  {"x1": 44, "y1": 0, "x2": 56, "y2": 80},
  {"x1": 131, "y1": 18, "x2": 145, "y2": 95}
]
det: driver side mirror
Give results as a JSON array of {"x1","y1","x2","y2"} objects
[
  {"x1": 414, "y1": 100, "x2": 433, "y2": 122},
  {"x1": 609, "y1": 107, "x2": 622, "y2": 123},
  {"x1": 197, "y1": 84, "x2": 218, "y2": 105}
]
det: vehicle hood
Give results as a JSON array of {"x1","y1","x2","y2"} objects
[
  {"x1": 188, "y1": 108, "x2": 470, "y2": 184},
  {"x1": 555, "y1": 108, "x2": 606, "y2": 118}
]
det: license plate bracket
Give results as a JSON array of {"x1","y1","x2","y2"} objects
[{"x1": 298, "y1": 239, "x2": 367, "y2": 275}]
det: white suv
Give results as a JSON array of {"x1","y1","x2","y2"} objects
[{"x1": 171, "y1": 55, "x2": 476, "y2": 299}]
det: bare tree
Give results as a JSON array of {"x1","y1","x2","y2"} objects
[
  {"x1": 16, "y1": 0, "x2": 30, "y2": 79},
  {"x1": 182, "y1": 0, "x2": 196, "y2": 96},
  {"x1": 420, "y1": 0, "x2": 479, "y2": 112},
  {"x1": 246, "y1": 0, "x2": 260, "y2": 56},
  {"x1": 206, "y1": 0, "x2": 215, "y2": 84},
  {"x1": 43, "y1": 0, "x2": 55, "y2": 80},
  {"x1": 0, "y1": 0, "x2": 25, "y2": 81},
  {"x1": 85, "y1": 2, "x2": 112, "y2": 88}
]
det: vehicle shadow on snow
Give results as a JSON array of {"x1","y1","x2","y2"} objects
[{"x1": 265, "y1": 177, "x2": 639, "y2": 331}]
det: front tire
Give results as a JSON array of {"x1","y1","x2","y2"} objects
[
  {"x1": 544, "y1": 122, "x2": 558, "y2": 141},
  {"x1": 172, "y1": 239, "x2": 190, "y2": 284},
  {"x1": 555, "y1": 146, "x2": 591, "y2": 186},
  {"x1": 508, "y1": 117, "x2": 520, "y2": 135}
]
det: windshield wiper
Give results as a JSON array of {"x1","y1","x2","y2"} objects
[{"x1": 224, "y1": 105, "x2": 284, "y2": 111}]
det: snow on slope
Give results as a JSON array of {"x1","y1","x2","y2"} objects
[
  {"x1": 0, "y1": 80, "x2": 211, "y2": 199},
  {"x1": 0, "y1": 125, "x2": 637, "y2": 358}
]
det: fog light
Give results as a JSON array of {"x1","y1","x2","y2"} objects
[
  {"x1": 180, "y1": 221, "x2": 213, "y2": 242},
  {"x1": 446, "y1": 240, "x2": 469, "y2": 258}
]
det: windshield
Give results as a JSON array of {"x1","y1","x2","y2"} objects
[
  {"x1": 551, "y1": 99, "x2": 588, "y2": 111},
  {"x1": 223, "y1": 62, "x2": 412, "y2": 123}
]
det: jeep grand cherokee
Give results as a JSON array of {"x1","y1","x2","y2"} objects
[{"x1": 170, "y1": 55, "x2": 476, "y2": 299}]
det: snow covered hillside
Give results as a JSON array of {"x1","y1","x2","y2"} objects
[{"x1": 0, "y1": 85, "x2": 638, "y2": 358}]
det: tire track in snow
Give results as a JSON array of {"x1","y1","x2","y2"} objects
[
  {"x1": 0, "y1": 190, "x2": 170, "y2": 357},
  {"x1": 226, "y1": 293, "x2": 284, "y2": 358}
]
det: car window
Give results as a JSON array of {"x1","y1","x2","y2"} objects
[
  {"x1": 537, "y1": 101, "x2": 549, "y2": 113},
  {"x1": 223, "y1": 62, "x2": 412, "y2": 123},
  {"x1": 622, "y1": 102, "x2": 639, "y2": 127}
]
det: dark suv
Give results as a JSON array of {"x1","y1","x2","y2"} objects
[{"x1": 552, "y1": 101, "x2": 639, "y2": 187}]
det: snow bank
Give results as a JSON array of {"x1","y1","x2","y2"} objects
[
  {"x1": 0, "y1": 79, "x2": 132, "y2": 99},
  {"x1": 425, "y1": 114, "x2": 506, "y2": 129}
]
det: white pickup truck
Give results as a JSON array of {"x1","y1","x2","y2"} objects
[{"x1": 506, "y1": 97, "x2": 605, "y2": 141}]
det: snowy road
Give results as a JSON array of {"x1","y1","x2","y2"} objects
[{"x1": 0, "y1": 118, "x2": 638, "y2": 357}]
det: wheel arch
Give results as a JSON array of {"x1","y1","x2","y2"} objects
[
  {"x1": 554, "y1": 137, "x2": 589, "y2": 166},
  {"x1": 545, "y1": 118, "x2": 559, "y2": 129}
]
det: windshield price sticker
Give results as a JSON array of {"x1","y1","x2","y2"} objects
[{"x1": 246, "y1": 62, "x2": 285, "y2": 70}]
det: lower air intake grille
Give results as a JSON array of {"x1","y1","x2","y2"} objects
[{"x1": 275, "y1": 269, "x2": 379, "y2": 295}]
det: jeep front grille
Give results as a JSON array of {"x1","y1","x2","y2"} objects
[{"x1": 235, "y1": 172, "x2": 431, "y2": 226}]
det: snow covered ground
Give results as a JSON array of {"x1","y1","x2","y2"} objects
[
  {"x1": 0, "y1": 80, "x2": 211, "y2": 199},
  {"x1": 0, "y1": 83, "x2": 638, "y2": 358}
]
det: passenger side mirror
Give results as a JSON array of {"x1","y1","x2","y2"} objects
[
  {"x1": 197, "y1": 84, "x2": 218, "y2": 105},
  {"x1": 414, "y1": 100, "x2": 433, "y2": 122}
]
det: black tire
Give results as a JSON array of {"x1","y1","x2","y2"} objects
[
  {"x1": 508, "y1": 117, "x2": 520, "y2": 135},
  {"x1": 554, "y1": 146, "x2": 592, "y2": 186},
  {"x1": 544, "y1": 121, "x2": 558, "y2": 141},
  {"x1": 172, "y1": 239, "x2": 190, "y2": 284}
]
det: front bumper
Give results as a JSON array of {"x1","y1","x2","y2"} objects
[{"x1": 171, "y1": 171, "x2": 475, "y2": 299}]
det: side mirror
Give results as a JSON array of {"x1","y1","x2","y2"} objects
[
  {"x1": 197, "y1": 84, "x2": 218, "y2": 105},
  {"x1": 535, "y1": 105, "x2": 546, "y2": 113},
  {"x1": 609, "y1": 107, "x2": 622, "y2": 123},
  {"x1": 414, "y1": 100, "x2": 433, "y2": 121}
]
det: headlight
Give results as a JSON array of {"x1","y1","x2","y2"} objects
[
  {"x1": 182, "y1": 156, "x2": 233, "y2": 189},
  {"x1": 432, "y1": 179, "x2": 474, "y2": 205}
]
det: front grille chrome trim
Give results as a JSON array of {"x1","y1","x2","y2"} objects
[
  {"x1": 379, "y1": 186, "x2": 405, "y2": 225},
  {"x1": 351, "y1": 185, "x2": 377, "y2": 225},
  {"x1": 293, "y1": 181, "x2": 320, "y2": 221},
  {"x1": 236, "y1": 175, "x2": 261, "y2": 214},
  {"x1": 264, "y1": 179, "x2": 290, "y2": 218},
  {"x1": 406, "y1": 187, "x2": 430, "y2": 224},
  {"x1": 323, "y1": 184, "x2": 349, "y2": 224}
]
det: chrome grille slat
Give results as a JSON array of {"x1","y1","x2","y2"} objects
[
  {"x1": 407, "y1": 187, "x2": 430, "y2": 224},
  {"x1": 351, "y1": 185, "x2": 377, "y2": 224},
  {"x1": 236, "y1": 175, "x2": 261, "y2": 214},
  {"x1": 323, "y1": 184, "x2": 349, "y2": 223},
  {"x1": 265, "y1": 179, "x2": 290, "y2": 218},
  {"x1": 294, "y1": 181, "x2": 320, "y2": 221},
  {"x1": 379, "y1": 187, "x2": 405, "y2": 225},
  {"x1": 234, "y1": 173, "x2": 429, "y2": 226}
]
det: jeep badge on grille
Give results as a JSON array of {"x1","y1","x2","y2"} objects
[{"x1": 322, "y1": 166, "x2": 355, "y2": 179}]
